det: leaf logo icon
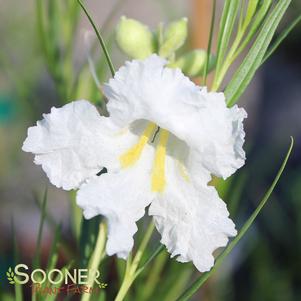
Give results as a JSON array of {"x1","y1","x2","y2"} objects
[
  {"x1": 99, "y1": 282, "x2": 108, "y2": 289},
  {"x1": 6, "y1": 267, "x2": 15, "y2": 284}
]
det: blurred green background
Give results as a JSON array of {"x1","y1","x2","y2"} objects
[{"x1": 0, "y1": 0, "x2": 300, "y2": 300}]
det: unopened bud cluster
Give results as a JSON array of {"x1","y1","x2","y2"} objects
[{"x1": 115, "y1": 17, "x2": 216, "y2": 78}]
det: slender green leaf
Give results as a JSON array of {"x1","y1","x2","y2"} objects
[
  {"x1": 46, "y1": 223, "x2": 61, "y2": 272},
  {"x1": 77, "y1": 0, "x2": 115, "y2": 76},
  {"x1": 34, "y1": 197, "x2": 76, "y2": 260},
  {"x1": 213, "y1": 0, "x2": 240, "y2": 89},
  {"x1": 225, "y1": 0, "x2": 291, "y2": 107},
  {"x1": 135, "y1": 244, "x2": 164, "y2": 277},
  {"x1": 80, "y1": 222, "x2": 107, "y2": 301},
  {"x1": 33, "y1": 187, "x2": 48, "y2": 269},
  {"x1": 79, "y1": 216, "x2": 102, "y2": 267},
  {"x1": 262, "y1": 13, "x2": 301, "y2": 64},
  {"x1": 203, "y1": 0, "x2": 216, "y2": 84},
  {"x1": 243, "y1": 0, "x2": 260, "y2": 30},
  {"x1": 211, "y1": 0, "x2": 264, "y2": 90},
  {"x1": 75, "y1": 0, "x2": 125, "y2": 80},
  {"x1": 163, "y1": 269, "x2": 193, "y2": 301},
  {"x1": 176, "y1": 137, "x2": 294, "y2": 301},
  {"x1": 136, "y1": 251, "x2": 168, "y2": 301},
  {"x1": 238, "y1": 0, "x2": 246, "y2": 31},
  {"x1": 215, "y1": 0, "x2": 230, "y2": 69},
  {"x1": 233, "y1": 0, "x2": 272, "y2": 60},
  {"x1": 228, "y1": 172, "x2": 248, "y2": 216}
]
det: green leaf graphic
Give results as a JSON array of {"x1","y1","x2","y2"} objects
[{"x1": 6, "y1": 267, "x2": 15, "y2": 284}]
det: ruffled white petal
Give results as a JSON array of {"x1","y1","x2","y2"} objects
[
  {"x1": 149, "y1": 156, "x2": 237, "y2": 272},
  {"x1": 189, "y1": 89, "x2": 247, "y2": 179},
  {"x1": 104, "y1": 55, "x2": 247, "y2": 179},
  {"x1": 22, "y1": 100, "x2": 137, "y2": 190},
  {"x1": 103, "y1": 55, "x2": 199, "y2": 128},
  {"x1": 77, "y1": 145, "x2": 155, "y2": 259}
]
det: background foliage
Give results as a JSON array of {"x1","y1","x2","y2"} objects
[{"x1": 0, "y1": 0, "x2": 300, "y2": 300}]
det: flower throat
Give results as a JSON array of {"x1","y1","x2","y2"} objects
[{"x1": 119, "y1": 122, "x2": 169, "y2": 192}]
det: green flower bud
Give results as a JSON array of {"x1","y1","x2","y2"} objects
[
  {"x1": 116, "y1": 16, "x2": 155, "y2": 59},
  {"x1": 169, "y1": 49, "x2": 216, "y2": 77},
  {"x1": 159, "y1": 18, "x2": 188, "y2": 58}
]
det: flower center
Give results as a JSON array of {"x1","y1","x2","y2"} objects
[{"x1": 119, "y1": 122, "x2": 169, "y2": 193}]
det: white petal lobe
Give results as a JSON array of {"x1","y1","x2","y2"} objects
[
  {"x1": 77, "y1": 146, "x2": 155, "y2": 259},
  {"x1": 22, "y1": 100, "x2": 133, "y2": 190},
  {"x1": 149, "y1": 157, "x2": 237, "y2": 272}
]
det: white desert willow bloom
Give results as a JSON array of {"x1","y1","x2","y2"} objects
[{"x1": 22, "y1": 55, "x2": 247, "y2": 272}]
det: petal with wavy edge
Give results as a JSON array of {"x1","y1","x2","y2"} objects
[
  {"x1": 104, "y1": 55, "x2": 247, "y2": 179},
  {"x1": 22, "y1": 100, "x2": 137, "y2": 190},
  {"x1": 103, "y1": 55, "x2": 198, "y2": 128},
  {"x1": 149, "y1": 155, "x2": 237, "y2": 272},
  {"x1": 77, "y1": 145, "x2": 155, "y2": 259},
  {"x1": 189, "y1": 90, "x2": 247, "y2": 179}
]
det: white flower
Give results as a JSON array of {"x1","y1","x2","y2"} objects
[{"x1": 22, "y1": 55, "x2": 247, "y2": 272}]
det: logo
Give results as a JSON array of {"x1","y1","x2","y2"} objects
[
  {"x1": 6, "y1": 264, "x2": 107, "y2": 296},
  {"x1": 6, "y1": 267, "x2": 16, "y2": 284}
]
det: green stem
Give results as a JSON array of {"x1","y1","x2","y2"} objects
[
  {"x1": 81, "y1": 222, "x2": 107, "y2": 301},
  {"x1": 115, "y1": 222, "x2": 155, "y2": 301},
  {"x1": 70, "y1": 190, "x2": 82, "y2": 243},
  {"x1": 15, "y1": 284, "x2": 23, "y2": 301},
  {"x1": 132, "y1": 222, "x2": 155, "y2": 271},
  {"x1": 77, "y1": 0, "x2": 115, "y2": 77}
]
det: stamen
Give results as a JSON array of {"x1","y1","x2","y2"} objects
[
  {"x1": 151, "y1": 126, "x2": 161, "y2": 143},
  {"x1": 177, "y1": 161, "x2": 190, "y2": 182},
  {"x1": 151, "y1": 129, "x2": 169, "y2": 192},
  {"x1": 120, "y1": 122, "x2": 157, "y2": 168}
]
